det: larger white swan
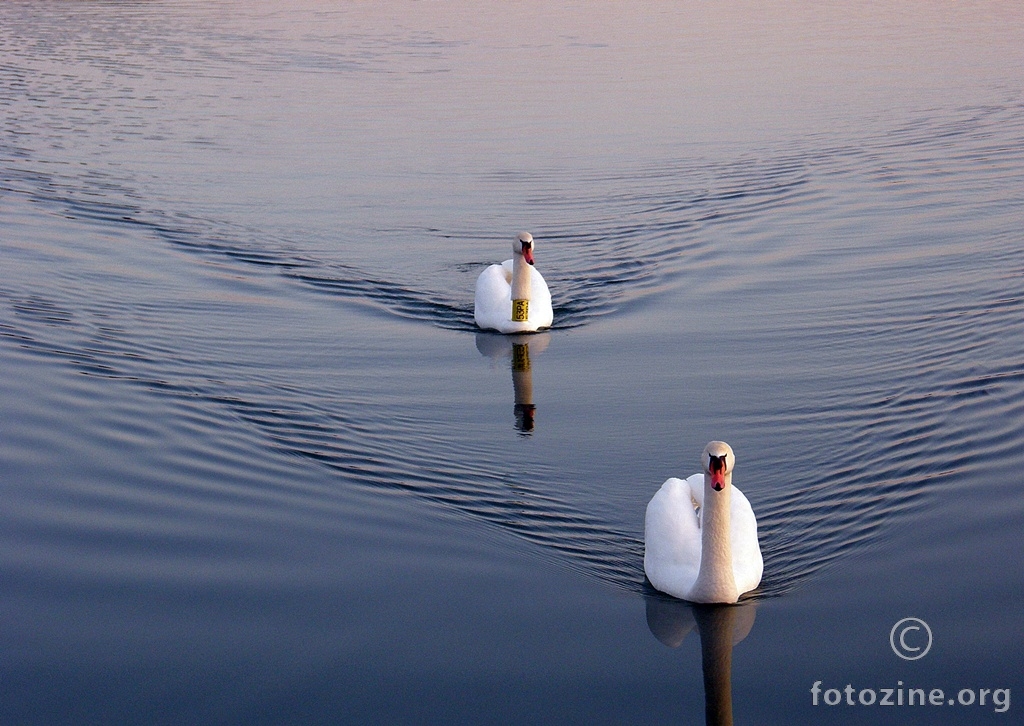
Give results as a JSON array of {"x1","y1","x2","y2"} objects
[
  {"x1": 474, "y1": 232, "x2": 553, "y2": 334},
  {"x1": 644, "y1": 442, "x2": 763, "y2": 603}
]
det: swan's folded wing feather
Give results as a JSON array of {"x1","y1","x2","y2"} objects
[
  {"x1": 684, "y1": 472, "x2": 704, "y2": 507},
  {"x1": 474, "y1": 263, "x2": 512, "y2": 330},
  {"x1": 527, "y1": 267, "x2": 553, "y2": 328},
  {"x1": 644, "y1": 477, "x2": 702, "y2": 599},
  {"x1": 729, "y1": 486, "x2": 764, "y2": 594}
]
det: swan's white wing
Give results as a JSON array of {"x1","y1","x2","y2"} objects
[
  {"x1": 474, "y1": 263, "x2": 512, "y2": 331},
  {"x1": 684, "y1": 472, "x2": 704, "y2": 508},
  {"x1": 729, "y1": 485, "x2": 764, "y2": 595},
  {"x1": 645, "y1": 477, "x2": 702, "y2": 600},
  {"x1": 527, "y1": 267, "x2": 553, "y2": 328}
]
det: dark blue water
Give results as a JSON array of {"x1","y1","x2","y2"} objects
[{"x1": 2, "y1": 2, "x2": 1023, "y2": 723}]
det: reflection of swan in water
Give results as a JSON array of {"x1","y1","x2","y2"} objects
[
  {"x1": 474, "y1": 232, "x2": 554, "y2": 333},
  {"x1": 475, "y1": 333, "x2": 550, "y2": 433},
  {"x1": 646, "y1": 596, "x2": 757, "y2": 726}
]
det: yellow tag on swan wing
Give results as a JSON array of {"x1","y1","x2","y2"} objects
[{"x1": 512, "y1": 299, "x2": 529, "y2": 322}]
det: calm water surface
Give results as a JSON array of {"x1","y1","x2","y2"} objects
[{"x1": 2, "y1": 1, "x2": 1024, "y2": 723}]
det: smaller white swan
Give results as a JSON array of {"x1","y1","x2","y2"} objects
[
  {"x1": 644, "y1": 442, "x2": 763, "y2": 603},
  {"x1": 474, "y1": 232, "x2": 553, "y2": 334}
]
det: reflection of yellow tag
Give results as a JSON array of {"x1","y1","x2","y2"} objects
[
  {"x1": 512, "y1": 343, "x2": 531, "y2": 371},
  {"x1": 512, "y1": 299, "x2": 529, "y2": 322}
]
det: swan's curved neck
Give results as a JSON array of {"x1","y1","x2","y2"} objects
[
  {"x1": 691, "y1": 473, "x2": 738, "y2": 603},
  {"x1": 511, "y1": 253, "x2": 531, "y2": 301}
]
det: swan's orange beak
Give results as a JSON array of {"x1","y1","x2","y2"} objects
[
  {"x1": 708, "y1": 455, "x2": 727, "y2": 491},
  {"x1": 522, "y1": 246, "x2": 534, "y2": 265}
]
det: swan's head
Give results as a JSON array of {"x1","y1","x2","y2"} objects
[
  {"x1": 702, "y1": 441, "x2": 735, "y2": 492},
  {"x1": 515, "y1": 232, "x2": 535, "y2": 265}
]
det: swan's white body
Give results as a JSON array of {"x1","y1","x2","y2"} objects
[
  {"x1": 644, "y1": 442, "x2": 762, "y2": 603},
  {"x1": 474, "y1": 233, "x2": 553, "y2": 334}
]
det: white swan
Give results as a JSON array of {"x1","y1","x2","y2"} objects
[
  {"x1": 644, "y1": 442, "x2": 763, "y2": 603},
  {"x1": 474, "y1": 232, "x2": 553, "y2": 334}
]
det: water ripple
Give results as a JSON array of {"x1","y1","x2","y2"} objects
[{"x1": 3, "y1": 90, "x2": 1024, "y2": 599}]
